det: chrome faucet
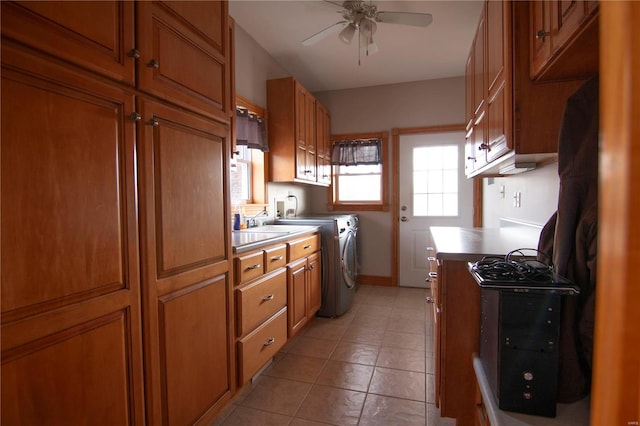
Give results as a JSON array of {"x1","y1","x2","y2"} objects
[{"x1": 248, "y1": 209, "x2": 268, "y2": 228}]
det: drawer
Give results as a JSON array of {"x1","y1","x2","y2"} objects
[
  {"x1": 264, "y1": 245, "x2": 287, "y2": 273},
  {"x1": 236, "y1": 268, "x2": 287, "y2": 336},
  {"x1": 236, "y1": 250, "x2": 264, "y2": 284},
  {"x1": 288, "y1": 234, "x2": 320, "y2": 262},
  {"x1": 238, "y1": 307, "x2": 287, "y2": 384}
]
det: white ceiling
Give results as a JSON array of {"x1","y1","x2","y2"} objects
[{"x1": 229, "y1": 0, "x2": 484, "y2": 92}]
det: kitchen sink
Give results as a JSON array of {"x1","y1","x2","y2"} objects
[{"x1": 234, "y1": 225, "x2": 314, "y2": 233}]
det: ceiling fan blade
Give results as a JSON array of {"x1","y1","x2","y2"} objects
[
  {"x1": 302, "y1": 21, "x2": 348, "y2": 46},
  {"x1": 375, "y1": 11, "x2": 433, "y2": 27}
]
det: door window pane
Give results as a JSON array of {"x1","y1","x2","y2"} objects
[{"x1": 413, "y1": 145, "x2": 459, "y2": 217}]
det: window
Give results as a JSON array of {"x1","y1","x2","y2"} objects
[
  {"x1": 330, "y1": 132, "x2": 389, "y2": 211},
  {"x1": 412, "y1": 144, "x2": 459, "y2": 216},
  {"x1": 230, "y1": 145, "x2": 252, "y2": 202},
  {"x1": 231, "y1": 96, "x2": 268, "y2": 206}
]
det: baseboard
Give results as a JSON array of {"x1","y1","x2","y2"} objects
[{"x1": 358, "y1": 275, "x2": 393, "y2": 287}]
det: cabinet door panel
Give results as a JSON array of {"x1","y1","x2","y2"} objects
[
  {"x1": 140, "y1": 101, "x2": 227, "y2": 278},
  {"x1": 2, "y1": 310, "x2": 135, "y2": 425},
  {"x1": 159, "y1": 277, "x2": 229, "y2": 426},
  {"x1": 530, "y1": 1, "x2": 553, "y2": 77},
  {"x1": 307, "y1": 252, "x2": 322, "y2": 315},
  {"x1": 486, "y1": 0, "x2": 512, "y2": 161},
  {"x1": 287, "y1": 258, "x2": 308, "y2": 336},
  {"x1": 1, "y1": 1, "x2": 135, "y2": 84},
  {"x1": 1, "y1": 43, "x2": 139, "y2": 320},
  {"x1": 1, "y1": 44, "x2": 144, "y2": 425},
  {"x1": 137, "y1": 1, "x2": 228, "y2": 122},
  {"x1": 138, "y1": 97, "x2": 233, "y2": 424},
  {"x1": 552, "y1": 0, "x2": 586, "y2": 49}
]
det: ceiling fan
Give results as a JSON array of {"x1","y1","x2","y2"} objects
[{"x1": 302, "y1": 0, "x2": 433, "y2": 59}]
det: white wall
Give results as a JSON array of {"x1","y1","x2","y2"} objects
[
  {"x1": 234, "y1": 25, "x2": 289, "y2": 109},
  {"x1": 313, "y1": 78, "x2": 466, "y2": 278},
  {"x1": 482, "y1": 162, "x2": 559, "y2": 228}
]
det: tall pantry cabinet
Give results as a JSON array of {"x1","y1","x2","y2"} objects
[{"x1": 1, "y1": 2, "x2": 235, "y2": 425}]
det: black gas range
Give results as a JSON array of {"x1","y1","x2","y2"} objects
[{"x1": 468, "y1": 253, "x2": 580, "y2": 418}]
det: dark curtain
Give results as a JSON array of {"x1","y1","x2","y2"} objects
[
  {"x1": 330, "y1": 138, "x2": 382, "y2": 166},
  {"x1": 236, "y1": 108, "x2": 268, "y2": 152}
]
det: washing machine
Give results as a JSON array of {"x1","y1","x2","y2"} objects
[{"x1": 276, "y1": 214, "x2": 359, "y2": 317}]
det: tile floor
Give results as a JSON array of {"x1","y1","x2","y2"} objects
[{"x1": 213, "y1": 285, "x2": 456, "y2": 426}]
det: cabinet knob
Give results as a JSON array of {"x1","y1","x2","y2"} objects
[
  {"x1": 308, "y1": 264, "x2": 314, "y2": 270},
  {"x1": 535, "y1": 30, "x2": 551, "y2": 39},
  {"x1": 303, "y1": 244, "x2": 312, "y2": 249},
  {"x1": 426, "y1": 297, "x2": 435, "y2": 304},
  {"x1": 128, "y1": 112, "x2": 142, "y2": 121},
  {"x1": 147, "y1": 59, "x2": 160, "y2": 68},
  {"x1": 147, "y1": 117, "x2": 159, "y2": 126},
  {"x1": 467, "y1": 156, "x2": 476, "y2": 162},
  {"x1": 478, "y1": 143, "x2": 490, "y2": 151},
  {"x1": 127, "y1": 48, "x2": 141, "y2": 59}
]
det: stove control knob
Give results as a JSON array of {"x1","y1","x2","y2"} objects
[
  {"x1": 523, "y1": 371, "x2": 534, "y2": 381},
  {"x1": 523, "y1": 392, "x2": 532, "y2": 400}
]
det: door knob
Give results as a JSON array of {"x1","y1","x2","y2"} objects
[{"x1": 400, "y1": 216, "x2": 408, "y2": 222}]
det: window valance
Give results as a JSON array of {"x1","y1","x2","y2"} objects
[
  {"x1": 236, "y1": 108, "x2": 268, "y2": 152},
  {"x1": 331, "y1": 138, "x2": 382, "y2": 166}
]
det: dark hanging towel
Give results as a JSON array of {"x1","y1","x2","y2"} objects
[
  {"x1": 236, "y1": 108, "x2": 268, "y2": 152},
  {"x1": 330, "y1": 138, "x2": 382, "y2": 166}
]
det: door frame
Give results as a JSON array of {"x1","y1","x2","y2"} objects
[{"x1": 391, "y1": 124, "x2": 476, "y2": 287}]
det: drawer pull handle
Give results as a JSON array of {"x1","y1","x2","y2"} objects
[
  {"x1": 246, "y1": 263, "x2": 261, "y2": 270},
  {"x1": 262, "y1": 294, "x2": 275, "y2": 302},
  {"x1": 271, "y1": 256, "x2": 283, "y2": 261},
  {"x1": 429, "y1": 272, "x2": 438, "y2": 279},
  {"x1": 263, "y1": 337, "x2": 276, "y2": 347},
  {"x1": 303, "y1": 244, "x2": 312, "y2": 249},
  {"x1": 426, "y1": 297, "x2": 435, "y2": 304},
  {"x1": 427, "y1": 256, "x2": 436, "y2": 262}
]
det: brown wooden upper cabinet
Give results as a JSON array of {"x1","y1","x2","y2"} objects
[
  {"x1": 267, "y1": 77, "x2": 331, "y2": 186},
  {"x1": 1, "y1": 1, "x2": 136, "y2": 84},
  {"x1": 464, "y1": 1, "x2": 597, "y2": 178},
  {"x1": 529, "y1": 0, "x2": 599, "y2": 81},
  {"x1": 137, "y1": 1, "x2": 231, "y2": 123},
  {"x1": 1, "y1": 1, "x2": 231, "y2": 123},
  {"x1": 316, "y1": 102, "x2": 332, "y2": 186}
]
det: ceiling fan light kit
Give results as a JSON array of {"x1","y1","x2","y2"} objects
[{"x1": 302, "y1": 0, "x2": 433, "y2": 63}]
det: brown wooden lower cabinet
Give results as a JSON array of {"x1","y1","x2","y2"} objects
[
  {"x1": 233, "y1": 232, "x2": 320, "y2": 385},
  {"x1": 286, "y1": 235, "x2": 321, "y2": 338},
  {"x1": 434, "y1": 259, "x2": 481, "y2": 425}
]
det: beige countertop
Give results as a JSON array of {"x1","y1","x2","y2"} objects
[
  {"x1": 232, "y1": 225, "x2": 319, "y2": 253},
  {"x1": 430, "y1": 225, "x2": 543, "y2": 262},
  {"x1": 473, "y1": 356, "x2": 590, "y2": 425}
]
